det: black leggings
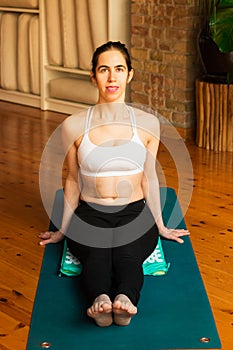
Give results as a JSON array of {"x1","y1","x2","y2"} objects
[{"x1": 66, "y1": 199, "x2": 159, "y2": 306}]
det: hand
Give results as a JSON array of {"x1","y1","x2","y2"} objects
[
  {"x1": 159, "y1": 226, "x2": 190, "y2": 244},
  {"x1": 38, "y1": 230, "x2": 65, "y2": 246}
]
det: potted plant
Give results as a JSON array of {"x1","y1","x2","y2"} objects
[{"x1": 198, "y1": 0, "x2": 233, "y2": 83}]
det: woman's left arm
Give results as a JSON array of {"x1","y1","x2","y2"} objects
[{"x1": 141, "y1": 118, "x2": 190, "y2": 244}]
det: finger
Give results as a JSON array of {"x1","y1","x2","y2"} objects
[
  {"x1": 173, "y1": 230, "x2": 190, "y2": 237},
  {"x1": 175, "y1": 237, "x2": 184, "y2": 244},
  {"x1": 169, "y1": 232, "x2": 185, "y2": 244},
  {"x1": 179, "y1": 231, "x2": 190, "y2": 235},
  {"x1": 168, "y1": 235, "x2": 183, "y2": 244},
  {"x1": 39, "y1": 238, "x2": 52, "y2": 246},
  {"x1": 38, "y1": 231, "x2": 51, "y2": 239},
  {"x1": 173, "y1": 229, "x2": 189, "y2": 234}
]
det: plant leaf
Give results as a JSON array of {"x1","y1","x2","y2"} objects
[{"x1": 210, "y1": 7, "x2": 233, "y2": 52}]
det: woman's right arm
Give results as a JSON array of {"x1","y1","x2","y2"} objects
[{"x1": 39, "y1": 116, "x2": 82, "y2": 246}]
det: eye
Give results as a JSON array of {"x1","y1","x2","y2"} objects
[
  {"x1": 116, "y1": 66, "x2": 125, "y2": 72},
  {"x1": 99, "y1": 67, "x2": 109, "y2": 73}
]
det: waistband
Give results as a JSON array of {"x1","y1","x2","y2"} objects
[{"x1": 78, "y1": 198, "x2": 146, "y2": 212}]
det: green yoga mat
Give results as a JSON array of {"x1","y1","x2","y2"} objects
[{"x1": 27, "y1": 188, "x2": 221, "y2": 350}]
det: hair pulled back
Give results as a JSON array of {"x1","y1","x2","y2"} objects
[{"x1": 91, "y1": 41, "x2": 132, "y2": 76}]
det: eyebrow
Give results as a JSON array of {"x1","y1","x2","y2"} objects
[{"x1": 97, "y1": 64, "x2": 127, "y2": 71}]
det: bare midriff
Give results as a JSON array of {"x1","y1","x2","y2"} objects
[{"x1": 79, "y1": 172, "x2": 144, "y2": 205}]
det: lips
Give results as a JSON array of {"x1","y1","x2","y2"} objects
[{"x1": 106, "y1": 86, "x2": 119, "y2": 92}]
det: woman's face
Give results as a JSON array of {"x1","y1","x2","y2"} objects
[{"x1": 91, "y1": 50, "x2": 134, "y2": 104}]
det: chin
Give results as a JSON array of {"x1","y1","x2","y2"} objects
[{"x1": 104, "y1": 95, "x2": 125, "y2": 103}]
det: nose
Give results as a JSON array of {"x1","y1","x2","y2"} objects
[{"x1": 108, "y1": 69, "x2": 116, "y2": 82}]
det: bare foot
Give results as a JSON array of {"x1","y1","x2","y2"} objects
[
  {"x1": 87, "y1": 294, "x2": 113, "y2": 327},
  {"x1": 113, "y1": 294, "x2": 137, "y2": 326}
]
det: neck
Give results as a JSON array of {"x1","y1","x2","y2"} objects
[{"x1": 92, "y1": 102, "x2": 129, "y2": 122}]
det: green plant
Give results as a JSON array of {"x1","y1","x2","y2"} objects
[
  {"x1": 209, "y1": 0, "x2": 233, "y2": 53},
  {"x1": 199, "y1": 0, "x2": 233, "y2": 82}
]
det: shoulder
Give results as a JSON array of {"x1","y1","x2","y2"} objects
[
  {"x1": 130, "y1": 106, "x2": 160, "y2": 139},
  {"x1": 61, "y1": 108, "x2": 88, "y2": 150},
  {"x1": 62, "y1": 109, "x2": 87, "y2": 133},
  {"x1": 62, "y1": 109, "x2": 88, "y2": 138}
]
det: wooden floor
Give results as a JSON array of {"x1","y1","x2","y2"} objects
[{"x1": 0, "y1": 101, "x2": 232, "y2": 350}]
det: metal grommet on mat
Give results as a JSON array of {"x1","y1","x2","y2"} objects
[
  {"x1": 199, "y1": 337, "x2": 211, "y2": 343},
  {"x1": 40, "y1": 342, "x2": 52, "y2": 348}
]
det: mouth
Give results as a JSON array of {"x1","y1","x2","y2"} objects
[{"x1": 106, "y1": 86, "x2": 119, "y2": 93}]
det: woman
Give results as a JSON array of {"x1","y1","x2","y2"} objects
[{"x1": 39, "y1": 41, "x2": 189, "y2": 327}]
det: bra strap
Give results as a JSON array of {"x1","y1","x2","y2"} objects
[
  {"x1": 84, "y1": 107, "x2": 93, "y2": 133},
  {"x1": 128, "y1": 106, "x2": 137, "y2": 133}
]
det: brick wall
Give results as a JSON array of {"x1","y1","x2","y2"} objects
[{"x1": 130, "y1": 0, "x2": 201, "y2": 139}]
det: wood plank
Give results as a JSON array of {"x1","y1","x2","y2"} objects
[
  {"x1": 0, "y1": 311, "x2": 30, "y2": 350},
  {"x1": 0, "y1": 284, "x2": 32, "y2": 326},
  {"x1": 0, "y1": 260, "x2": 38, "y2": 301}
]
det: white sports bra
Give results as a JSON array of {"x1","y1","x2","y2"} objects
[{"x1": 78, "y1": 106, "x2": 147, "y2": 177}]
